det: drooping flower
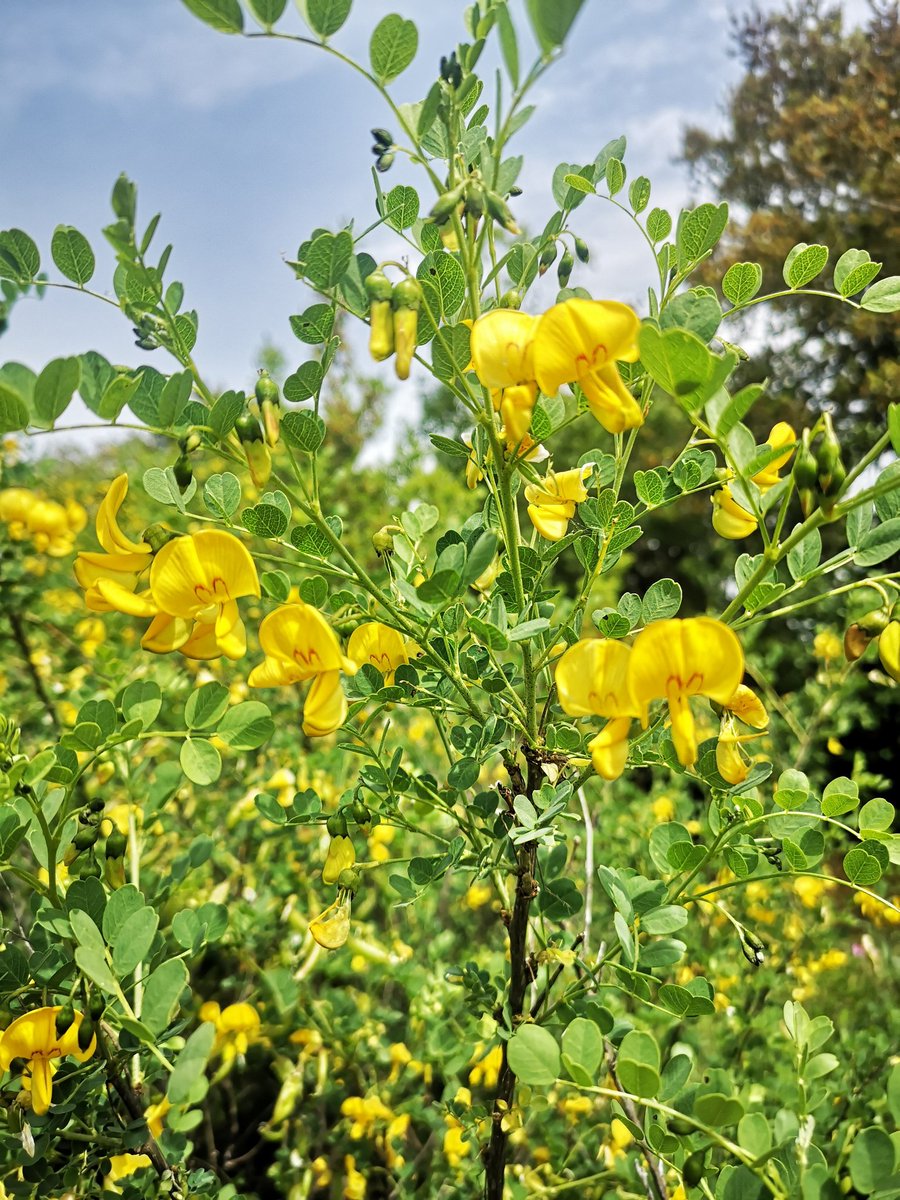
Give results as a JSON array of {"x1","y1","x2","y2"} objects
[
  {"x1": 752, "y1": 422, "x2": 797, "y2": 492},
  {"x1": 323, "y1": 835, "x2": 356, "y2": 885},
  {"x1": 532, "y1": 299, "x2": 642, "y2": 433},
  {"x1": 309, "y1": 890, "x2": 352, "y2": 949},
  {"x1": 715, "y1": 716, "x2": 753, "y2": 785},
  {"x1": 74, "y1": 474, "x2": 153, "y2": 609},
  {"x1": 0, "y1": 1006, "x2": 96, "y2": 1116},
  {"x1": 628, "y1": 617, "x2": 744, "y2": 768},
  {"x1": 148, "y1": 530, "x2": 260, "y2": 659},
  {"x1": 555, "y1": 639, "x2": 638, "y2": 780},
  {"x1": 144, "y1": 1096, "x2": 171, "y2": 1139},
  {"x1": 723, "y1": 683, "x2": 768, "y2": 729},
  {"x1": 103, "y1": 1153, "x2": 153, "y2": 1193},
  {"x1": 347, "y1": 622, "x2": 409, "y2": 684},
  {"x1": 711, "y1": 485, "x2": 757, "y2": 540},
  {"x1": 199, "y1": 1001, "x2": 261, "y2": 1064},
  {"x1": 525, "y1": 465, "x2": 591, "y2": 541},
  {"x1": 249, "y1": 602, "x2": 356, "y2": 737},
  {"x1": 470, "y1": 309, "x2": 541, "y2": 450}
]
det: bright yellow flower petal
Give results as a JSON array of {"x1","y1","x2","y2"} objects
[
  {"x1": 470, "y1": 310, "x2": 539, "y2": 388},
  {"x1": 309, "y1": 892, "x2": 352, "y2": 949},
  {"x1": 587, "y1": 716, "x2": 632, "y2": 781},
  {"x1": 347, "y1": 622, "x2": 408, "y2": 683},
  {"x1": 752, "y1": 422, "x2": 797, "y2": 491},
  {"x1": 579, "y1": 362, "x2": 644, "y2": 433},
  {"x1": 74, "y1": 550, "x2": 150, "y2": 590},
  {"x1": 711, "y1": 487, "x2": 758, "y2": 539},
  {"x1": 0, "y1": 1007, "x2": 58, "y2": 1068},
  {"x1": 218, "y1": 1003, "x2": 260, "y2": 1035},
  {"x1": 499, "y1": 383, "x2": 537, "y2": 446},
  {"x1": 96, "y1": 475, "x2": 150, "y2": 556},
  {"x1": 723, "y1": 683, "x2": 768, "y2": 729},
  {"x1": 141, "y1": 611, "x2": 193, "y2": 654},
  {"x1": 555, "y1": 639, "x2": 636, "y2": 718},
  {"x1": 526, "y1": 499, "x2": 574, "y2": 541},
  {"x1": 94, "y1": 580, "x2": 159, "y2": 618},
  {"x1": 303, "y1": 670, "x2": 347, "y2": 737},
  {"x1": 199, "y1": 1001, "x2": 221, "y2": 1025},
  {"x1": 323, "y1": 835, "x2": 356, "y2": 885},
  {"x1": 879, "y1": 621, "x2": 900, "y2": 681},
  {"x1": 251, "y1": 603, "x2": 352, "y2": 683},
  {"x1": 29, "y1": 1057, "x2": 55, "y2": 1115},
  {"x1": 150, "y1": 531, "x2": 259, "y2": 618}
]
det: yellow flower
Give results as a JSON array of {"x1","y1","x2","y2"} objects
[
  {"x1": 309, "y1": 890, "x2": 352, "y2": 949},
  {"x1": 341, "y1": 1094, "x2": 393, "y2": 1138},
  {"x1": 628, "y1": 617, "x2": 744, "y2": 768},
  {"x1": 470, "y1": 310, "x2": 540, "y2": 450},
  {"x1": 147, "y1": 530, "x2": 260, "y2": 659},
  {"x1": 346, "y1": 622, "x2": 409, "y2": 684},
  {"x1": 723, "y1": 683, "x2": 768, "y2": 729},
  {"x1": 311, "y1": 1156, "x2": 332, "y2": 1188},
  {"x1": 199, "y1": 1000, "x2": 261, "y2": 1063},
  {"x1": 464, "y1": 881, "x2": 493, "y2": 910},
  {"x1": 532, "y1": 298, "x2": 642, "y2": 433},
  {"x1": 0, "y1": 1006, "x2": 96, "y2": 1116},
  {"x1": 469, "y1": 1043, "x2": 503, "y2": 1090},
  {"x1": 878, "y1": 621, "x2": 900, "y2": 681},
  {"x1": 813, "y1": 629, "x2": 842, "y2": 663},
  {"x1": 855, "y1": 891, "x2": 900, "y2": 927},
  {"x1": 464, "y1": 434, "x2": 487, "y2": 489},
  {"x1": 443, "y1": 1119, "x2": 471, "y2": 1167},
  {"x1": 525, "y1": 465, "x2": 591, "y2": 541},
  {"x1": 144, "y1": 1096, "x2": 170, "y2": 1139},
  {"x1": 322, "y1": 835, "x2": 356, "y2": 885},
  {"x1": 651, "y1": 795, "x2": 675, "y2": 823},
  {"x1": 1, "y1": 488, "x2": 86, "y2": 557},
  {"x1": 74, "y1": 475, "x2": 152, "y2": 609},
  {"x1": 752, "y1": 422, "x2": 796, "y2": 492},
  {"x1": 711, "y1": 485, "x2": 757, "y2": 540},
  {"x1": 104, "y1": 1153, "x2": 152, "y2": 1192},
  {"x1": 555, "y1": 638, "x2": 637, "y2": 780},
  {"x1": 601, "y1": 1116, "x2": 634, "y2": 1166},
  {"x1": 249, "y1": 602, "x2": 356, "y2": 737},
  {"x1": 715, "y1": 716, "x2": 752, "y2": 785},
  {"x1": 343, "y1": 1154, "x2": 367, "y2": 1200}
]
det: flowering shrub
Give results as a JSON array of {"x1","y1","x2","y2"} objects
[{"x1": 0, "y1": 2, "x2": 898, "y2": 1198}]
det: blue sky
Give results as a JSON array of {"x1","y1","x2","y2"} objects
[{"x1": 0, "y1": 0, "x2": 870, "y2": 452}]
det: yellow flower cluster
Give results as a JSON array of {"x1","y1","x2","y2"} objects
[
  {"x1": 0, "y1": 486, "x2": 87, "y2": 556},
  {"x1": 340, "y1": 1093, "x2": 410, "y2": 1171},
  {"x1": 199, "y1": 1000, "x2": 261, "y2": 1065},
  {"x1": 0, "y1": 1005, "x2": 95, "y2": 1115},
  {"x1": 555, "y1": 617, "x2": 753, "y2": 776}
]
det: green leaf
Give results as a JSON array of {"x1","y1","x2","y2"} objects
[
  {"x1": 180, "y1": 0, "x2": 244, "y2": 33},
  {"x1": 74, "y1": 946, "x2": 117, "y2": 992},
  {"x1": 786, "y1": 527, "x2": 822, "y2": 580},
  {"x1": 102, "y1": 885, "x2": 145, "y2": 945},
  {"x1": 447, "y1": 758, "x2": 479, "y2": 790},
  {"x1": 180, "y1": 738, "x2": 222, "y2": 786},
  {"x1": 203, "y1": 471, "x2": 241, "y2": 519},
  {"x1": 640, "y1": 579, "x2": 682, "y2": 624},
  {"x1": 843, "y1": 840, "x2": 889, "y2": 887},
  {"x1": 660, "y1": 289, "x2": 722, "y2": 343},
  {"x1": 722, "y1": 261, "x2": 763, "y2": 306},
  {"x1": 562, "y1": 173, "x2": 596, "y2": 196},
  {"x1": 0, "y1": 228, "x2": 40, "y2": 281},
  {"x1": 628, "y1": 176, "x2": 651, "y2": 214},
  {"x1": 282, "y1": 410, "x2": 326, "y2": 453},
  {"x1": 646, "y1": 208, "x2": 672, "y2": 243},
  {"x1": 261, "y1": 569, "x2": 292, "y2": 601},
  {"x1": 143, "y1": 959, "x2": 189, "y2": 1034},
  {"x1": 370, "y1": 14, "x2": 418, "y2": 83},
  {"x1": 290, "y1": 303, "x2": 334, "y2": 344},
  {"x1": 284, "y1": 361, "x2": 323, "y2": 402},
  {"x1": 821, "y1": 776, "x2": 859, "y2": 817},
  {"x1": 218, "y1": 701, "x2": 274, "y2": 749},
  {"x1": 305, "y1": 0, "x2": 352, "y2": 37},
  {"x1": 247, "y1": 0, "x2": 287, "y2": 26},
  {"x1": 833, "y1": 248, "x2": 881, "y2": 297},
  {"x1": 639, "y1": 325, "x2": 713, "y2": 407},
  {"x1": 507, "y1": 1025, "x2": 561, "y2": 1086},
  {"x1": 859, "y1": 275, "x2": 900, "y2": 313},
  {"x1": 616, "y1": 1029, "x2": 661, "y2": 1098},
  {"x1": 51, "y1": 225, "x2": 95, "y2": 285},
  {"x1": 243, "y1": 503, "x2": 288, "y2": 540},
  {"x1": 859, "y1": 797, "x2": 894, "y2": 833},
  {"x1": 0, "y1": 382, "x2": 30, "y2": 434},
  {"x1": 737, "y1": 1112, "x2": 772, "y2": 1158},
  {"x1": 208, "y1": 388, "x2": 244, "y2": 438},
  {"x1": 783, "y1": 242, "x2": 828, "y2": 288},
  {"x1": 143, "y1": 465, "x2": 195, "y2": 511},
  {"x1": 849, "y1": 1127, "x2": 897, "y2": 1194},
  {"x1": 677, "y1": 202, "x2": 728, "y2": 268},
  {"x1": 112, "y1": 906, "x2": 159, "y2": 977},
  {"x1": 605, "y1": 158, "x2": 625, "y2": 196},
  {"x1": 695, "y1": 1092, "x2": 744, "y2": 1127},
  {"x1": 525, "y1": 0, "x2": 586, "y2": 51},
  {"x1": 561, "y1": 1018, "x2": 604, "y2": 1085},
  {"x1": 495, "y1": 1, "x2": 519, "y2": 87},
  {"x1": 185, "y1": 682, "x2": 230, "y2": 730},
  {"x1": 33, "y1": 357, "x2": 81, "y2": 426},
  {"x1": 431, "y1": 323, "x2": 472, "y2": 383},
  {"x1": 168, "y1": 1022, "x2": 216, "y2": 1106},
  {"x1": 305, "y1": 230, "x2": 353, "y2": 289},
  {"x1": 855, "y1": 517, "x2": 900, "y2": 566},
  {"x1": 121, "y1": 680, "x2": 162, "y2": 728},
  {"x1": 416, "y1": 252, "x2": 466, "y2": 321},
  {"x1": 640, "y1": 904, "x2": 688, "y2": 935},
  {"x1": 69, "y1": 907, "x2": 105, "y2": 956},
  {"x1": 384, "y1": 185, "x2": 420, "y2": 231}
]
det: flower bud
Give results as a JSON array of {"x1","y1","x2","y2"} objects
[
  {"x1": 878, "y1": 621, "x2": 900, "y2": 681},
  {"x1": 55, "y1": 1003, "x2": 76, "y2": 1040},
  {"x1": 375, "y1": 152, "x2": 395, "y2": 174},
  {"x1": 539, "y1": 243, "x2": 558, "y2": 275},
  {"x1": 142, "y1": 523, "x2": 174, "y2": 553},
  {"x1": 463, "y1": 183, "x2": 486, "y2": 218},
  {"x1": 391, "y1": 278, "x2": 422, "y2": 381},
  {"x1": 792, "y1": 436, "x2": 818, "y2": 491},
  {"x1": 255, "y1": 370, "x2": 281, "y2": 448},
  {"x1": 180, "y1": 427, "x2": 203, "y2": 454},
  {"x1": 371, "y1": 128, "x2": 393, "y2": 151},
  {"x1": 77, "y1": 1017, "x2": 95, "y2": 1054},
  {"x1": 574, "y1": 236, "x2": 590, "y2": 263},
  {"x1": 556, "y1": 248, "x2": 574, "y2": 288},
  {"x1": 89, "y1": 993, "x2": 105, "y2": 1021},
  {"x1": 73, "y1": 826, "x2": 99, "y2": 852},
  {"x1": 372, "y1": 526, "x2": 395, "y2": 555},
  {"x1": 499, "y1": 289, "x2": 522, "y2": 310},
  {"x1": 365, "y1": 270, "x2": 394, "y2": 363},
  {"x1": 236, "y1": 410, "x2": 272, "y2": 486},
  {"x1": 326, "y1": 811, "x2": 348, "y2": 839},
  {"x1": 428, "y1": 183, "x2": 466, "y2": 223},
  {"x1": 105, "y1": 829, "x2": 127, "y2": 859},
  {"x1": 173, "y1": 453, "x2": 193, "y2": 493},
  {"x1": 485, "y1": 190, "x2": 520, "y2": 235}
]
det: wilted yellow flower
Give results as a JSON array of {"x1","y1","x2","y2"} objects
[
  {"x1": 199, "y1": 1000, "x2": 261, "y2": 1064},
  {"x1": 310, "y1": 890, "x2": 352, "y2": 949},
  {"x1": 249, "y1": 602, "x2": 356, "y2": 736},
  {"x1": 322, "y1": 835, "x2": 356, "y2": 885},
  {"x1": 533, "y1": 299, "x2": 642, "y2": 433},
  {"x1": 347, "y1": 622, "x2": 409, "y2": 684},
  {"x1": 104, "y1": 1153, "x2": 152, "y2": 1193},
  {"x1": 555, "y1": 638, "x2": 638, "y2": 780},
  {"x1": 628, "y1": 618, "x2": 744, "y2": 767},
  {"x1": 525, "y1": 465, "x2": 591, "y2": 541},
  {"x1": 0, "y1": 1006, "x2": 96, "y2": 1115}
]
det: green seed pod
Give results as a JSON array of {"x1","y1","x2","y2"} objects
[
  {"x1": 255, "y1": 369, "x2": 280, "y2": 409},
  {"x1": 668, "y1": 1117, "x2": 693, "y2": 1137},
  {"x1": 256, "y1": 371, "x2": 282, "y2": 449},
  {"x1": 428, "y1": 183, "x2": 466, "y2": 223},
  {"x1": 392, "y1": 278, "x2": 423, "y2": 382},
  {"x1": 73, "y1": 826, "x2": 100, "y2": 852},
  {"x1": 539, "y1": 242, "x2": 558, "y2": 275},
  {"x1": 350, "y1": 799, "x2": 370, "y2": 827},
  {"x1": 557, "y1": 248, "x2": 574, "y2": 288},
  {"x1": 173, "y1": 452, "x2": 193, "y2": 493},
  {"x1": 78, "y1": 858, "x2": 102, "y2": 879},
  {"x1": 180, "y1": 427, "x2": 203, "y2": 454},
  {"x1": 375, "y1": 152, "x2": 395, "y2": 174},
  {"x1": 365, "y1": 269, "x2": 395, "y2": 363},
  {"x1": 55, "y1": 1003, "x2": 76, "y2": 1040},
  {"x1": 326, "y1": 812, "x2": 348, "y2": 839},
  {"x1": 89, "y1": 993, "x2": 105, "y2": 1022},
  {"x1": 372, "y1": 526, "x2": 395, "y2": 555},
  {"x1": 858, "y1": 607, "x2": 890, "y2": 637},
  {"x1": 89, "y1": 797, "x2": 106, "y2": 813},
  {"x1": 574, "y1": 236, "x2": 590, "y2": 263},
  {"x1": 485, "y1": 189, "x2": 520, "y2": 234},
  {"x1": 77, "y1": 1017, "x2": 95, "y2": 1053},
  {"x1": 235, "y1": 409, "x2": 264, "y2": 445},
  {"x1": 371, "y1": 128, "x2": 393, "y2": 150},
  {"x1": 682, "y1": 1149, "x2": 706, "y2": 1186},
  {"x1": 105, "y1": 829, "x2": 127, "y2": 859},
  {"x1": 463, "y1": 183, "x2": 486, "y2": 218}
]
